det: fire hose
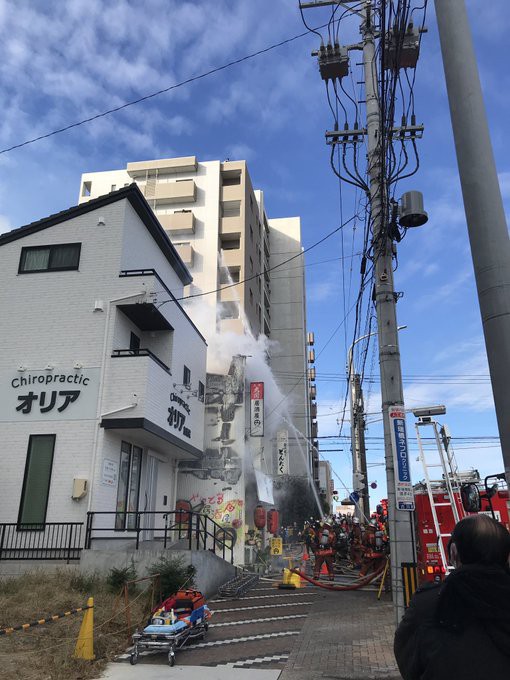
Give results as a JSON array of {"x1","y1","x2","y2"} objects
[{"x1": 290, "y1": 563, "x2": 386, "y2": 591}]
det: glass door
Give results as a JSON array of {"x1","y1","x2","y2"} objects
[{"x1": 115, "y1": 442, "x2": 142, "y2": 531}]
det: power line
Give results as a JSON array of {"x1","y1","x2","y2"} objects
[{"x1": 0, "y1": 24, "x2": 332, "y2": 156}]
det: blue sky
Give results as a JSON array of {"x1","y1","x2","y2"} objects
[{"x1": 0, "y1": 0, "x2": 508, "y2": 506}]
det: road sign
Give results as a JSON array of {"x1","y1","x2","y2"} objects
[
  {"x1": 270, "y1": 537, "x2": 283, "y2": 556},
  {"x1": 389, "y1": 405, "x2": 415, "y2": 511}
]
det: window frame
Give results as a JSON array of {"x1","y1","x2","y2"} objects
[
  {"x1": 183, "y1": 365, "x2": 191, "y2": 387},
  {"x1": 17, "y1": 434, "x2": 56, "y2": 529},
  {"x1": 198, "y1": 381, "x2": 205, "y2": 402},
  {"x1": 18, "y1": 243, "x2": 82, "y2": 274}
]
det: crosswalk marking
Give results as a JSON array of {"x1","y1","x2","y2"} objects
[
  {"x1": 210, "y1": 591, "x2": 319, "y2": 603},
  {"x1": 185, "y1": 630, "x2": 301, "y2": 649},
  {"x1": 215, "y1": 601, "x2": 315, "y2": 613},
  {"x1": 215, "y1": 653, "x2": 290, "y2": 668},
  {"x1": 211, "y1": 614, "x2": 306, "y2": 627}
]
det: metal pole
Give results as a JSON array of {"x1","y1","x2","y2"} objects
[
  {"x1": 361, "y1": 1, "x2": 415, "y2": 623},
  {"x1": 434, "y1": 0, "x2": 510, "y2": 517}
]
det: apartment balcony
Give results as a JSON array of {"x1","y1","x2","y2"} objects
[
  {"x1": 150, "y1": 179, "x2": 196, "y2": 205},
  {"x1": 220, "y1": 247, "x2": 242, "y2": 269},
  {"x1": 127, "y1": 156, "x2": 198, "y2": 177},
  {"x1": 221, "y1": 184, "x2": 243, "y2": 202},
  {"x1": 174, "y1": 243, "x2": 194, "y2": 266},
  {"x1": 218, "y1": 285, "x2": 241, "y2": 304},
  {"x1": 102, "y1": 350, "x2": 203, "y2": 459},
  {"x1": 158, "y1": 210, "x2": 195, "y2": 235},
  {"x1": 220, "y1": 216, "x2": 243, "y2": 235}
]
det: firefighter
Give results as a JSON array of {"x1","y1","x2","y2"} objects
[
  {"x1": 359, "y1": 519, "x2": 387, "y2": 577},
  {"x1": 313, "y1": 523, "x2": 335, "y2": 580},
  {"x1": 349, "y1": 516, "x2": 364, "y2": 569},
  {"x1": 302, "y1": 521, "x2": 315, "y2": 556}
]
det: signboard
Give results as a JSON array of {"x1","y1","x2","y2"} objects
[
  {"x1": 270, "y1": 537, "x2": 283, "y2": 556},
  {"x1": 101, "y1": 458, "x2": 119, "y2": 487},
  {"x1": 0, "y1": 368, "x2": 101, "y2": 422},
  {"x1": 254, "y1": 469, "x2": 274, "y2": 504},
  {"x1": 276, "y1": 429, "x2": 289, "y2": 475},
  {"x1": 389, "y1": 405, "x2": 415, "y2": 511},
  {"x1": 250, "y1": 382, "x2": 264, "y2": 437}
]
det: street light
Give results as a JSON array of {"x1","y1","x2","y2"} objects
[{"x1": 347, "y1": 325, "x2": 407, "y2": 520}]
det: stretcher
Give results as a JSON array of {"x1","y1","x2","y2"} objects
[{"x1": 130, "y1": 589, "x2": 212, "y2": 666}]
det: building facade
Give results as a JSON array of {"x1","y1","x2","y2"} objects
[
  {"x1": 78, "y1": 157, "x2": 313, "y2": 479},
  {"x1": 0, "y1": 186, "x2": 207, "y2": 547}
]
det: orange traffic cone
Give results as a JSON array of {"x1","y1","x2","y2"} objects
[{"x1": 321, "y1": 562, "x2": 329, "y2": 576}]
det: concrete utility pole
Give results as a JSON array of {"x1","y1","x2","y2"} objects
[
  {"x1": 301, "y1": 0, "x2": 417, "y2": 623},
  {"x1": 351, "y1": 374, "x2": 369, "y2": 517},
  {"x1": 434, "y1": 0, "x2": 510, "y2": 518},
  {"x1": 360, "y1": 2, "x2": 415, "y2": 624}
]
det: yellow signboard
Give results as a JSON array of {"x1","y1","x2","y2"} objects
[{"x1": 270, "y1": 537, "x2": 283, "y2": 555}]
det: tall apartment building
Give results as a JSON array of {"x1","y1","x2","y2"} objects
[{"x1": 78, "y1": 156, "x2": 313, "y2": 478}]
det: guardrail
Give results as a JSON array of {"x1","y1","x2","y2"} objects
[
  {"x1": 85, "y1": 511, "x2": 235, "y2": 563},
  {"x1": 0, "y1": 522, "x2": 83, "y2": 562}
]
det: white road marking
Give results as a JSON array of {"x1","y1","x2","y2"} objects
[
  {"x1": 185, "y1": 630, "x2": 301, "y2": 649},
  {"x1": 216, "y1": 653, "x2": 290, "y2": 668},
  {"x1": 215, "y1": 601, "x2": 315, "y2": 612},
  {"x1": 211, "y1": 614, "x2": 306, "y2": 627},
  {"x1": 210, "y1": 591, "x2": 318, "y2": 603}
]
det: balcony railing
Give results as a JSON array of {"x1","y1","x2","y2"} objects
[
  {"x1": 111, "y1": 348, "x2": 171, "y2": 374},
  {"x1": 85, "y1": 511, "x2": 235, "y2": 564},
  {"x1": 0, "y1": 522, "x2": 83, "y2": 562}
]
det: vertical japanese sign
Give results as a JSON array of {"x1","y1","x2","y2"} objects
[
  {"x1": 276, "y1": 429, "x2": 289, "y2": 475},
  {"x1": 250, "y1": 382, "x2": 264, "y2": 437},
  {"x1": 389, "y1": 405, "x2": 415, "y2": 511}
]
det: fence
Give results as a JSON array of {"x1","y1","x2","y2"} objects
[
  {"x1": 0, "y1": 522, "x2": 83, "y2": 561},
  {"x1": 85, "y1": 510, "x2": 235, "y2": 563}
]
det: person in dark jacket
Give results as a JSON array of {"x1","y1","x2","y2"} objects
[{"x1": 394, "y1": 513, "x2": 510, "y2": 680}]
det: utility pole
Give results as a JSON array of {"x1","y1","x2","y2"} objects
[
  {"x1": 434, "y1": 0, "x2": 510, "y2": 519},
  {"x1": 351, "y1": 373, "x2": 369, "y2": 518},
  {"x1": 360, "y1": 2, "x2": 415, "y2": 624},
  {"x1": 301, "y1": 0, "x2": 418, "y2": 623}
]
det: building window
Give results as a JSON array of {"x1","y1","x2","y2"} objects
[
  {"x1": 250, "y1": 257, "x2": 254, "y2": 272},
  {"x1": 115, "y1": 442, "x2": 142, "y2": 531},
  {"x1": 220, "y1": 236, "x2": 240, "y2": 250},
  {"x1": 130, "y1": 332, "x2": 141, "y2": 352},
  {"x1": 222, "y1": 171, "x2": 241, "y2": 186},
  {"x1": 219, "y1": 267, "x2": 240, "y2": 285},
  {"x1": 183, "y1": 365, "x2": 191, "y2": 387},
  {"x1": 81, "y1": 181, "x2": 92, "y2": 197},
  {"x1": 222, "y1": 201, "x2": 241, "y2": 218},
  {"x1": 198, "y1": 381, "x2": 205, "y2": 402},
  {"x1": 250, "y1": 225, "x2": 254, "y2": 242},
  {"x1": 221, "y1": 301, "x2": 240, "y2": 320},
  {"x1": 19, "y1": 243, "x2": 81, "y2": 274},
  {"x1": 18, "y1": 435, "x2": 56, "y2": 527},
  {"x1": 250, "y1": 289, "x2": 254, "y2": 305},
  {"x1": 111, "y1": 184, "x2": 117, "y2": 192}
]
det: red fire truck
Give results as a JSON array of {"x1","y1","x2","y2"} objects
[{"x1": 414, "y1": 471, "x2": 509, "y2": 584}]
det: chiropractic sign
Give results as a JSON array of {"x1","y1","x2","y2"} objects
[{"x1": 0, "y1": 368, "x2": 101, "y2": 422}]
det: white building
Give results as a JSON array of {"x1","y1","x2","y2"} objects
[
  {"x1": 0, "y1": 185, "x2": 207, "y2": 554},
  {"x1": 319, "y1": 460, "x2": 334, "y2": 510},
  {"x1": 78, "y1": 157, "x2": 315, "y2": 479}
]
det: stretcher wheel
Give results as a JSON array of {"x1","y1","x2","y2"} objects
[
  {"x1": 168, "y1": 651, "x2": 175, "y2": 666},
  {"x1": 130, "y1": 651, "x2": 139, "y2": 665}
]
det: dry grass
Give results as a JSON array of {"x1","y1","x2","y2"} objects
[{"x1": 0, "y1": 570, "x2": 151, "y2": 680}]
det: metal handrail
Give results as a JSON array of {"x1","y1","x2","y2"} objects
[
  {"x1": 0, "y1": 522, "x2": 83, "y2": 562},
  {"x1": 85, "y1": 510, "x2": 235, "y2": 563}
]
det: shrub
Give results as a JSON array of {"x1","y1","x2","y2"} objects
[
  {"x1": 106, "y1": 560, "x2": 137, "y2": 594},
  {"x1": 148, "y1": 555, "x2": 196, "y2": 600}
]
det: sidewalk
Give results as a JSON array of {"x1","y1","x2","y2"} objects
[{"x1": 279, "y1": 588, "x2": 402, "y2": 680}]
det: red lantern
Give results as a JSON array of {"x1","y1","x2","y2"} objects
[
  {"x1": 267, "y1": 508, "x2": 279, "y2": 535},
  {"x1": 254, "y1": 504, "x2": 266, "y2": 529}
]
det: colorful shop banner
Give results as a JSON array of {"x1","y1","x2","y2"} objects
[
  {"x1": 389, "y1": 404, "x2": 415, "y2": 511},
  {"x1": 250, "y1": 382, "x2": 264, "y2": 437}
]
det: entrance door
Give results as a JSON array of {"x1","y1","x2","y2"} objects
[
  {"x1": 141, "y1": 455, "x2": 158, "y2": 541},
  {"x1": 115, "y1": 442, "x2": 143, "y2": 531}
]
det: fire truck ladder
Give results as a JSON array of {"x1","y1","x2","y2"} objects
[{"x1": 415, "y1": 418, "x2": 466, "y2": 574}]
